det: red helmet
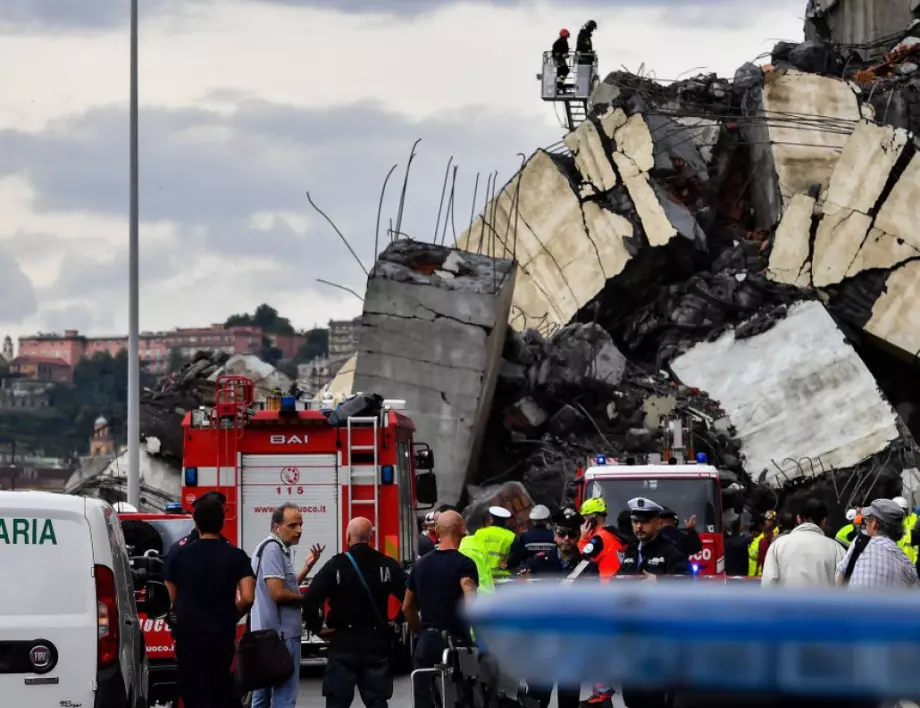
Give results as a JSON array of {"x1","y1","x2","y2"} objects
[{"x1": 559, "y1": 28, "x2": 569, "y2": 37}]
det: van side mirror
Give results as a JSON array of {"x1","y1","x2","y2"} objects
[
  {"x1": 414, "y1": 443, "x2": 434, "y2": 471},
  {"x1": 137, "y1": 580, "x2": 170, "y2": 619},
  {"x1": 416, "y1": 471, "x2": 438, "y2": 508}
]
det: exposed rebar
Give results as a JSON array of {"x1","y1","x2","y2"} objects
[
  {"x1": 317, "y1": 279, "x2": 364, "y2": 302},
  {"x1": 306, "y1": 191, "x2": 368, "y2": 276},
  {"x1": 374, "y1": 163, "x2": 399, "y2": 274},
  {"x1": 434, "y1": 156, "x2": 454, "y2": 244},
  {"x1": 394, "y1": 138, "x2": 421, "y2": 241}
]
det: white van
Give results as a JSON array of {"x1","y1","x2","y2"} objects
[{"x1": 0, "y1": 491, "x2": 163, "y2": 707}]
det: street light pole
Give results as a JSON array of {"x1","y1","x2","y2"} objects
[{"x1": 127, "y1": 0, "x2": 141, "y2": 508}]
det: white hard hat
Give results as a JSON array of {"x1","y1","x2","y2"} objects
[
  {"x1": 893, "y1": 496, "x2": 909, "y2": 510},
  {"x1": 489, "y1": 506, "x2": 512, "y2": 519},
  {"x1": 530, "y1": 505, "x2": 551, "y2": 521},
  {"x1": 845, "y1": 509, "x2": 857, "y2": 522}
]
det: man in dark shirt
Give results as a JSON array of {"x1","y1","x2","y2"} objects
[
  {"x1": 403, "y1": 511, "x2": 478, "y2": 708},
  {"x1": 575, "y1": 20, "x2": 597, "y2": 64},
  {"x1": 523, "y1": 518, "x2": 597, "y2": 708},
  {"x1": 164, "y1": 496, "x2": 255, "y2": 708},
  {"x1": 551, "y1": 29, "x2": 570, "y2": 88},
  {"x1": 302, "y1": 517, "x2": 406, "y2": 708},
  {"x1": 418, "y1": 511, "x2": 437, "y2": 558},
  {"x1": 508, "y1": 504, "x2": 555, "y2": 570},
  {"x1": 618, "y1": 497, "x2": 691, "y2": 578},
  {"x1": 724, "y1": 518, "x2": 750, "y2": 577},
  {"x1": 659, "y1": 508, "x2": 703, "y2": 557}
]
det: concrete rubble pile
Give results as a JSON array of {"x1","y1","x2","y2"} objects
[
  {"x1": 140, "y1": 350, "x2": 293, "y2": 465},
  {"x1": 437, "y1": 1, "x2": 920, "y2": 516}
]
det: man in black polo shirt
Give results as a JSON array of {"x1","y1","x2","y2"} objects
[
  {"x1": 403, "y1": 511, "x2": 478, "y2": 708},
  {"x1": 164, "y1": 496, "x2": 255, "y2": 708},
  {"x1": 302, "y1": 517, "x2": 406, "y2": 708}
]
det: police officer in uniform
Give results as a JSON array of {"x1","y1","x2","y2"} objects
[
  {"x1": 618, "y1": 498, "x2": 689, "y2": 708},
  {"x1": 658, "y1": 508, "x2": 703, "y2": 557},
  {"x1": 302, "y1": 517, "x2": 407, "y2": 708},
  {"x1": 508, "y1": 504, "x2": 555, "y2": 570},
  {"x1": 523, "y1": 512, "x2": 597, "y2": 708},
  {"x1": 473, "y1": 506, "x2": 517, "y2": 580}
]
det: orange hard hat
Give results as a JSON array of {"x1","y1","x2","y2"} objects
[
  {"x1": 560, "y1": 28, "x2": 569, "y2": 37},
  {"x1": 854, "y1": 514, "x2": 864, "y2": 525}
]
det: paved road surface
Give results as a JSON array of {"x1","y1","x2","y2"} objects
[{"x1": 297, "y1": 668, "x2": 629, "y2": 706}]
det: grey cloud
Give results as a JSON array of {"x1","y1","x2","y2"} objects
[
  {"x1": 0, "y1": 98, "x2": 553, "y2": 306},
  {"x1": 40, "y1": 303, "x2": 110, "y2": 333},
  {"x1": 0, "y1": 0, "x2": 801, "y2": 29},
  {"x1": 0, "y1": 245, "x2": 38, "y2": 324}
]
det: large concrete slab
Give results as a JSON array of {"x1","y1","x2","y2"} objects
[
  {"x1": 457, "y1": 109, "x2": 703, "y2": 334},
  {"x1": 353, "y1": 241, "x2": 515, "y2": 505},
  {"x1": 805, "y1": 0, "x2": 915, "y2": 57},
  {"x1": 745, "y1": 70, "x2": 864, "y2": 229},
  {"x1": 671, "y1": 300, "x2": 900, "y2": 487}
]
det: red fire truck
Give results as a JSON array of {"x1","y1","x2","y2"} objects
[
  {"x1": 179, "y1": 376, "x2": 438, "y2": 664},
  {"x1": 119, "y1": 511, "x2": 195, "y2": 706},
  {"x1": 575, "y1": 456, "x2": 727, "y2": 576}
]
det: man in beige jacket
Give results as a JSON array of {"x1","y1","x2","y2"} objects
[{"x1": 761, "y1": 498, "x2": 845, "y2": 587}]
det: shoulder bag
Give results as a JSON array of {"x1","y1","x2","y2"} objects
[{"x1": 236, "y1": 539, "x2": 296, "y2": 692}]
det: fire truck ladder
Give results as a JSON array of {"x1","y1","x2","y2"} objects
[
  {"x1": 212, "y1": 375, "x2": 253, "y2": 524},
  {"x1": 346, "y1": 416, "x2": 380, "y2": 551}
]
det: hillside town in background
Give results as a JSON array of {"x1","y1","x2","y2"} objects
[{"x1": 0, "y1": 304, "x2": 361, "y2": 495}]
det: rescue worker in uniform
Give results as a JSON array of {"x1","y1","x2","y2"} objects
[
  {"x1": 618, "y1": 498, "x2": 690, "y2": 708},
  {"x1": 473, "y1": 506, "x2": 517, "y2": 580},
  {"x1": 748, "y1": 510, "x2": 778, "y2": 577},
  {"x1": 834, "y1": 508, "x2": 860, "y2": 548},
  {"x1": 893, "y1": 496, "x2": 918, "y2": 563},
  {"x1": 522, "y1": 513, "x2": 597, "y2": 708},
  {"x1": 575, "y1": 20, "x2": 597, "y2": 64},
  {"x1": 551, "y1": 29, "x2": 570, "y2": 89},
  {"x1": 578, "y1": 498, "x2": 627, "y2": 708},
  {"x1": 578, "y1": 497, "x2": 627, "y2": 579},
  {"x1": 302, "y1": 517, "x2": 407, "y2": 708},
  {"x1": 459, "y1": 531, "x2": 494, "y2": 593},
  {"x1": 418, "y1": 510, "x2": 437, "y2": 557},
  {"x1": 658, "y1": 508, "x2": 702, "y2": 557},
  {"x1": 508, "y1": 504, "x2": 555, "y2": 569},
  {"x1": 403, "y1": 511, "x2": 479, "y2": 708}
]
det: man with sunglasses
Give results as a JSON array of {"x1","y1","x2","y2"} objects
[{"x1": 522, "y1": 509, "x2": 597, "y2": 708}]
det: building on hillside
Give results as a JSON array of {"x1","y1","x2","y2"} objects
[
  {"x1": 0, "y1": 378, "x2": 52, "y2": 411},
  {"x1": 17, "y1": 324, "x2": 309, "y2": 379},
  {"x1": 90, "y1": 415, "x2": 116, "y2": 457},
  {"x1": 296, "y1": 356, "x2": 334, "y2": 396},
  {"x1": 9, "y1": 356, "x2": 74, "y2": 383},
  {"x1": 0, "y1": 445, "x2": 75, "y2": 492},
  {"x1": 328, "y1": 317, "x2": 361, "y2": 369}
]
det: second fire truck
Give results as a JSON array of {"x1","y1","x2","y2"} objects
[{"x1": 180, "y1": 376, "x2": 438, "y2": 665}]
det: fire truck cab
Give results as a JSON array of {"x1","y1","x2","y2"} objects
[
  {"x1": 180, "y1": 376, "x2": 438, "y2": 665},
  {"x1": 577, "y1": 456, "x2": 726, "y2": 576}
]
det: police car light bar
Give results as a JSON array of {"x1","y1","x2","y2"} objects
[
  {"x1": 594, "y1": 454, "x2": 607, "y2": 465},
  {"x1": 466, "y1": 583, "x2": 920, "y2": 699}
]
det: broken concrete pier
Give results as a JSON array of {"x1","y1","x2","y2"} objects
[{"x1": 352, "y1": 241, "x2": 515, "y2": 506}]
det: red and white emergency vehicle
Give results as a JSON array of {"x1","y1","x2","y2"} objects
[
  {"x1": 119, "y1": 511, "x2": 195, "y2": 706},
  {"x1": 575, "y1": 456, "x2": 727, "y2": 576},
  {"x1": 179, "y1": 376, "x2": 437, "y2": 664}
]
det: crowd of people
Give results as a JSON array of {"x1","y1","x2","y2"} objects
[{"x1": 158, "y1": 488, "x2": 920, "y2": 708}]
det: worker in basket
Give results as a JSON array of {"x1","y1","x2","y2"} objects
[
  {"x1": 576, "y1": 20, "x2": 597, "y2": 64},
  {"x1": 552, "y1": 28, "x2": 570, "y2": 90}
]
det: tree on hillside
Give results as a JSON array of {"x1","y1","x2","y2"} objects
[
  {"x1": 297, "y1": 328, "x2": 329, "y2": 361},
  {"x1": 225, "y1": 304, "x2": 295, "y2": 335}
]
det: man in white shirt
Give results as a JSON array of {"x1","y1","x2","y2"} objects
[{"x1": 761, "y1": 498, "x2": 844, "y2": 587}]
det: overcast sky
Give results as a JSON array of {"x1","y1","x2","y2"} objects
[{"x1": 0, "y1": 0, "x2": 805, "y2": 346}]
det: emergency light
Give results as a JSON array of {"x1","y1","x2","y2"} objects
[
  {"x1": 165, "y1": 502, "x2": 183, "y2": 513},
  {"x1": 280, "y1": 395, "x2": 296, "y2": 412},
  {"x1": 696, "y1": 452, "x2": 708, "y2": 464},
  {"x1": 467, "y1": 583, "x2": 920, "y2": 699},
  {"x1": 184, "y1": 467, "x2": 198, "y2": 487},
  {"x1": 380, "y1": 464, "x2": 394, "y2": 484},
  {"x1": 594, "y1": 454, "x2": 607, "y2": 465}
]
